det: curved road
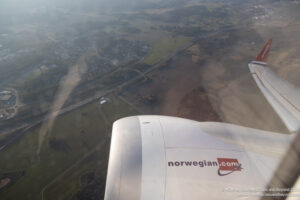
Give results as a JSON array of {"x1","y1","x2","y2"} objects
[{"x1": 0, "y1": 26, "x2": 239, "y2": 153}]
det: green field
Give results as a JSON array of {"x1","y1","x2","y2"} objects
[
  {"x1": 0, "y1": 96, "x2": 138, "y2": 200},
  {"x1": 44, "y1": 149, "x2": 109, "y2": 200},
  {"x1": 144, "y1": 36, "x2": 191, "y2": 65},
  {"x1": 43, "y1": 96, "x2": 139, "y2": 200}
]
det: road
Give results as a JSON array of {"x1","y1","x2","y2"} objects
[
  {"x1": 0, "y1": 40, "x2": 193, "y2": 153},
  {"x1": 0, "y1": 26, "x2": 239, "y2": 153},
  {"x1": 39, "y1": 39, "x2": 194, "y2": 200}
]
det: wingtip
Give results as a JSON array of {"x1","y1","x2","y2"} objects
[{"x1": 255, "y1": 38, "x2": 272, "y2": 62}]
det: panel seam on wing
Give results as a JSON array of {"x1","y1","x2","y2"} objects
[{"x1": 158, "y1": 119, "x2": 167, "y2": 200}]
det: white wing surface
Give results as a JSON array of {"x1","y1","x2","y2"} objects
[{"x1": 249, "y1": 39, "x2": 300, "y2": 132}]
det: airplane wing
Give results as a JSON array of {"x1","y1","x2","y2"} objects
[
  {"x1": 104, "y1": 116, "x2": 292, "y2": 200},
  {"x1": 249, "y1": 39, "x2": 300, "y2": 133},
  {"x1": 104, "y1": 40, "x2": 299, "y2": 200}
]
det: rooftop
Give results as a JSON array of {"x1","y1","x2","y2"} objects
[{"x1": 0, "y1": 94, "x2": 12, "y2": 101}]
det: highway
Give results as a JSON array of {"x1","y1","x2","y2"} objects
[{"x1": 0, "y1": 26, "x2": 238, "y2": 152}]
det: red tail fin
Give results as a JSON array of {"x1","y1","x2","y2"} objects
[{"x1": 255, "y1": 39, "x2": 272, "y2": 62}]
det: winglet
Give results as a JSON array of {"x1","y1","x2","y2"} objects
[{"x1": 255, "y1": 39, "x2": 272, "y2": 62}]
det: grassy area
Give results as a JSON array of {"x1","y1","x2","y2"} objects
[
  {"x1": 44, "y1": 149, "x2": 109, "y2": 200},
  {"x1": 0, "y1": 95, "x2": 138, "y2": 200},
  {"x1": 101, "y1": 96, "x2": 139, "y2": 124},
  {"x1": 144, "y1": 36, "x2": 191, "y2": 65},
  {"x1": 43, "y1": 95, "x2": 138, "y2": 200},
  {"x1": 0, "y1": 97, "x2": 127, "y2": 200}
]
